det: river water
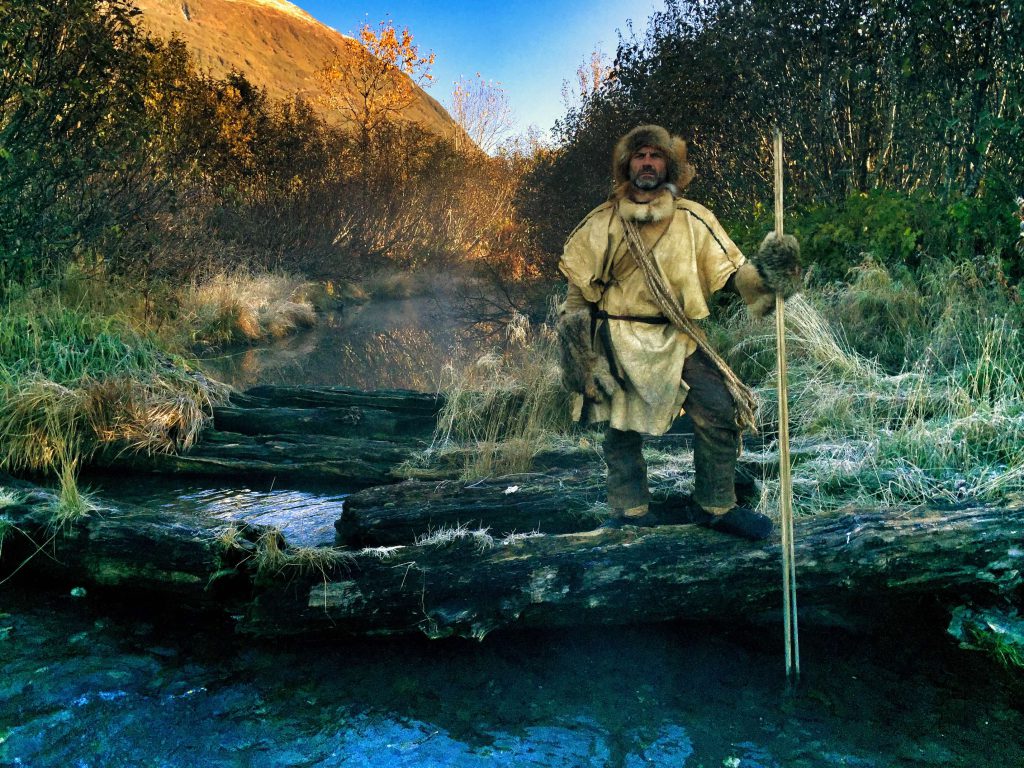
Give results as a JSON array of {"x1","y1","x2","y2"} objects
[
  {"x1": 194, "y1": 297, "x2": 474, "y2": 392},
  {"x1": 2, "y1": 586, "x2": 1022, "y2": 767},
  {"x1": 2, "y1": 298, "x2": 1023, "y2": 766}
]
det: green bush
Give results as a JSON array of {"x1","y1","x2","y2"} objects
[
  {"x1": 723, "y1": 188, "x2": 1020, "y2": 296},
  {"x1": 0, "y1": 0, "x2": 151, "y2": 287}
]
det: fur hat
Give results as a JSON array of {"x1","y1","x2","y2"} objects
[{"x1": 612, "y1": 124, "x2": 696, "y2": 191}]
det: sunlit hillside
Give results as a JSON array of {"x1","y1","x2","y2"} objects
[{"x1": 132, "y1": 0, "x2": 459, "y2": 136}]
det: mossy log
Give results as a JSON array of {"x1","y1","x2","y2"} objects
[
  {"x1": 216, "y1": 386, "x2": 442, "y2": 440},
  {"x1": 335, "y1": 468, "x2": 759, "y2": 547},
  {"x1": 89, "y1": 387, "x2": 442, "y2": 486},
  {"x1": 3, "y1": 474, "x2": 1021, "y2": 640}
]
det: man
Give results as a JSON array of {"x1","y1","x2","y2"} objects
[{"x1": 557, "y1": 125, "x2": 800, "y2": 539}]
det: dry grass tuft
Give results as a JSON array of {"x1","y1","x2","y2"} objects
[
  {"x1": 265, "y1": 300, "x2": 317, "y2": 339},
  {"x1": 186, "y1": 271, "x2": 318, "y2": 348},
  {"x1": 52, "y1": 451, "x2": 97, "y2": 527},
  {"x1": 253, "y1": 527, "x2": 356, "y2": 579},
  {"x1": 216, "y1": 523, "x2": 246, "y2": 550},
  {"x1": 0, "y1": 288, "x2": 229, "y2": 526},
  {"x1": 254, "y1": 527, "x2": 288, "y2": 574},
  {"x1": 0, "y1": 370, "x2": 224, "y2": 475},
  {"x1": 431, "y1": 311, "x2": 573, "y2": 478}
]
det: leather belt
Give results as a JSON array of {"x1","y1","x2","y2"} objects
[{"x1": 592, "y1": 310, "x2": 669, "y2": 324}]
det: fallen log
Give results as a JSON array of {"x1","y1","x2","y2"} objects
[
  {"x1": 3, "y1": 474, "x2": 1021, "y2": 640},
  {"x1": 217, "y1": 386, "x2": 442, "y2": 440},
  {"x1": 86, "y1": 385, "x2": 785, "y2": 494},
  {"x1": 336, "y1": 468, "x2": 759, "y2": 547},
  {"x1": 91, "y1": 431, "x2": 418, "y2": 488},
  {"x1": 233, "y1": 385, "x2": 444, "y2": 417},
  {"x1": 243, "y1": 500, "x2": 1024, "y2": 638},
  {"x1": 89, "y1": 386, "x2": 442, "y2": 486},
  {"x1": 337, "y1": 472, "x2": 608, "y2": 546},
  {"x1": 0, "y1": 479, "x2": 258, "y2": 607}
]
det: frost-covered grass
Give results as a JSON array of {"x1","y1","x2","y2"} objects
[
  {"x1": 416, "y1": 523, "x2": 496, "y2": 551},
  {"x1": 413, "y1": 523, "x2": 543, "y2": 550},
  {"x1": 430, "y1": 260, "x2": 1024, "y2": 515},
  {"x1": 713, "y1": 261, "x2": 1024, "y2": 513}
]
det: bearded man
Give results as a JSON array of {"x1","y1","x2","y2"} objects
[{"x1": 558, "y1": 125, "x2": 801, "y2": 539}]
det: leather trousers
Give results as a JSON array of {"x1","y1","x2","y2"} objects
[{"x1": 603, "y1": 347, "x2": 740, "y2": 511}]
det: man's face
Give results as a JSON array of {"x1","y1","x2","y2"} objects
[{"x1": 629, "y1": 146, "x2": 667, "y2": 190}]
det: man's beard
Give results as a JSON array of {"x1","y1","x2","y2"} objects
[{"x1": 631, "y1": 168, "x2": 665, "y2": 190}]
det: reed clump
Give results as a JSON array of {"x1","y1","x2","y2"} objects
[
  {"x1": 431, "y1": 312, "x2": 573, "y2": 478},
  {"x1": 185, "y1": 271, "x2": 318, "y2": 349}
]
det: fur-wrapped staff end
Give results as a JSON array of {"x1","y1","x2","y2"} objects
[
  {"x1": 752, "y1": 233, "x2": 802, "y2": 298},
  {"x1": 556, "y1": 310, "x2": 619, "y2": 402}
]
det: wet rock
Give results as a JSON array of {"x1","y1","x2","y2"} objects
[{"x1": 623, "y1": 724, "x2": 693, "y2": 766}]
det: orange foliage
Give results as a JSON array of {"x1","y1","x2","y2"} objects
[{"x1": 316, "y1": 19, "x2": 435, "y2": 146}]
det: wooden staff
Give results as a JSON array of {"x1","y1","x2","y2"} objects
[{"x1": 774, "y1": 127, "x2": 800, "y2": 681}]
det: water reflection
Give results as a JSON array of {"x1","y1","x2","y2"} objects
[
  {"x1": 96, "y1": 477, "x2": 346, "y2": 548},
  {"x1": 197, "y1": 298, "x2": 475, "y2": 392}
]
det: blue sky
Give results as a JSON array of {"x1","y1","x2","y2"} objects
[{"x1": 299, "y1": 0, "x2": 662, "y2": 139}]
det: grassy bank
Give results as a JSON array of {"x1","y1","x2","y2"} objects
[
  {"x1": 432, "y1": 260, "x2": 1024, "y2": 511},
  {"x1": 0, "y1": 268, "x2": 329, "y2": 515},
  {"x1": 0, "y1": 289, "x2": 223, "y2": 518}
]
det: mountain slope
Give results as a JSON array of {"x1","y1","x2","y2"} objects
[{"x1": 132, "y1": 0, "x2": 458, "y2": 136}]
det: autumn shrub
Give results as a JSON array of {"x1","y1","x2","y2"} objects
[{"x1": 0, "y1": 0, "x2": 153, "y2": 288}]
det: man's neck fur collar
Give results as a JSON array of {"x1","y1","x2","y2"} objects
[{"x1": 612, "y1": 182, "x2": 678, "y2": 224}]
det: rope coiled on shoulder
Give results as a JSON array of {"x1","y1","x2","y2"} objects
[{"x1": 620, "y1": 215, "x2": 759, "y2": 433}]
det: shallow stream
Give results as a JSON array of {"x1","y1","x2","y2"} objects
[
  {"x1": 2, "y1": 299, "x2": 1023, "y2": 766},
  {"x1": 2, "y1": 586, "x2": 1023, "y2": 767},
  {"x1": 195, "y1": 296, "x2": 472, "y2": 392}
]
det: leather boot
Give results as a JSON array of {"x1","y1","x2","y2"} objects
[
  {"x1": 700, "y1": 505, "x2": 773, "y2": 540},
  {"x1": 600, "y1": 504, "x2": 656, "y2": 530}
]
